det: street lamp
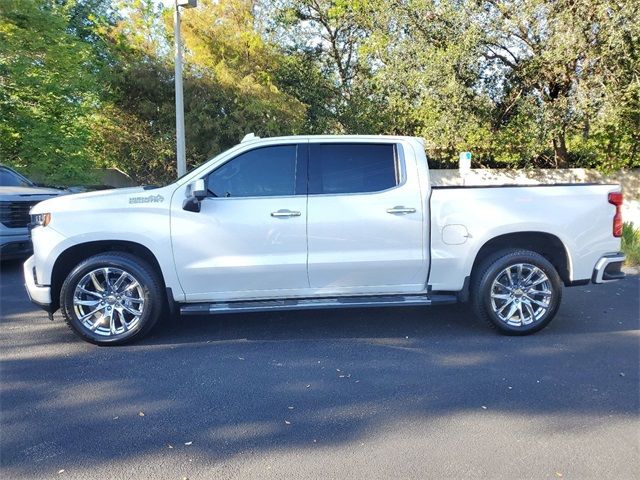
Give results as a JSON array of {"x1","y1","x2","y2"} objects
[{"x1": 174, "y1": 0, "x2": 197, "y2": 178}]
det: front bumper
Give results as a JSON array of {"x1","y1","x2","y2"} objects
[
  {"x1": 592, "y1": 252, "x2": 626, "y2": 284},
  {"x1": 23, "y1": 255, "x2": 53, "y2": 311},
  {"x1": 1, "y1": 231, "x2": 32, "y2": 260}
]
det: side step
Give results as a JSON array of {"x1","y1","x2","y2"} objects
[{"x1": 180, "y1": 294, "x2": 457, "y2": 316}]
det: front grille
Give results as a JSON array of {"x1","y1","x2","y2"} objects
[{"x1": 0, "y1": 201, "x2": 40, "y2": 228}]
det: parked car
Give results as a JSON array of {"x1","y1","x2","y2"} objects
[
  {"x1": 24, "y1": 135, "x2": 625, "y2": 345},
  {"x1": 0, "y1": 165, "x2": 65, "y2": 260}
]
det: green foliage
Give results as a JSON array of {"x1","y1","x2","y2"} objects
[
  {"x1": 274, "y1": 51, "x2": 343, "y2": 134},
  {"x1": 0, "y1": 0, "x2": 638, "y2": 185},
  {"x1": 178, "y1": 0, "x2": 306, "y2": 146},
  {"x1": 91, "y1": 0, "x2": 306, "y2": 185},
  {"x1": 274, "y1": 0, "x2": 640, "y2": 169},
  {"x1": 473, "y1": 0, "x2": 640, "y2": 169},
  {"x1": 0, "y1": 0, "x2": 101, "y2": 184},
  {"x1": 622, "y1": 222, "x2": 640, "y2": 266}
]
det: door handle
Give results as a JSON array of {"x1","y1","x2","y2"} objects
[
  {"x1": 271, "y1": 209, "x2": 302, "y2": 218},
  {"x1": 386, "y1": 206, "x2": 416, "y2": 214}
]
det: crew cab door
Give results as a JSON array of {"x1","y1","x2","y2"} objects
[
  {"x1": 306, "y1": 141, "x2": 428, "y2": 294},
  {"x1": 171, "y1": 143, "x2": 309, "y2": 302}
]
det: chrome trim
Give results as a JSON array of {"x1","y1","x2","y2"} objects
[
  {"x1": 386, "y1": 206, "x2": 416, "y2": 214},
  {"x1": 179, "y1": 293, "x2": 459, "y2": 315},
  {"x1": 270, "y1": 209, "x2": 302, "y2": 218},
  {"x1": 212, "y1": 296, "x2": 431, "y2": 313},
  {"x1": 592, "y1": 253, "x2": 626, "y2": 284}
]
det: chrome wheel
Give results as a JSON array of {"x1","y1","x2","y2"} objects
[
  {"x1": 73, "y1": 267, "x2": 145, "y2": 337},
  {"x1": 490, "y1": 263, "x2": 552, "y2": 327}
]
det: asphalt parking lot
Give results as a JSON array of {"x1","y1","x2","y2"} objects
[{"x1": 1, "y1": 259, "x2": 639, "y2": 480}]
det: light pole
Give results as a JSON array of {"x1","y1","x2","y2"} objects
[{"x1": 173, "y1": 0, "x2": 197, "y2": 178}]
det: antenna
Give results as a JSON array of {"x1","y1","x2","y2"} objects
[{"x1": 241, "y1": 133, "x2": 260, "y2": 143}]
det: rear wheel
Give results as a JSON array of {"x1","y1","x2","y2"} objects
[
  {"x1": 60, "y1": 253, "x2": 163, "y2": 345},
  {"x1": 471, "y1": 249, "x2": 563, "y2": 335}
]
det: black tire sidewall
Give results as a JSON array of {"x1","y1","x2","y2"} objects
[
  {"x1": 60, "y1": 254, "x2": 161, "y2": 345},
  {"x1": 478, "y1": 251, "x2": 562, "y2": 335}
]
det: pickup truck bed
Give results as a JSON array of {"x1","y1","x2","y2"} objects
[{"x1": 429, "y1": 183, "x2": 622, "y2": 292}]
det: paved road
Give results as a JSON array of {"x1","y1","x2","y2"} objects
[{"x1": 1, "y1": 260, "x2": 638, "y2": 480}]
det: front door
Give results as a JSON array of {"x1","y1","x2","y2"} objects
[
  {"x1": 306, "y1": 141, "x2": 428, "y2": 295},
  {"x1": 171, "y1": 143, "x2": 309, "y2": 302}
]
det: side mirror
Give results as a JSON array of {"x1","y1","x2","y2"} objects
[
  {"x1": 190, "y1": 179, "x2": 207, "y2": 200},
  {"x1": 183, "y1": 179, "x2": 207, "y2": 212}
]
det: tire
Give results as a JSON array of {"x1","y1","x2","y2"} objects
[
  {"x1": 470, "y1": 249, "x2": 563, "y2": 335},
  {"x1": 60, "y1": 252, "x2": 164, "y2": 345}
]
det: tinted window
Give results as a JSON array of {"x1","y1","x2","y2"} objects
[
  {"x1": 309, "y1": 143, "x2": 398, "y2": 194},
  {"x1": 207, "y1": 145, "x2": 297, "y2": 197}
]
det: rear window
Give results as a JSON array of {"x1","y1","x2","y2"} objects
[{"x1": 308, "y1": 143, "x2": 399, "y2": 195}]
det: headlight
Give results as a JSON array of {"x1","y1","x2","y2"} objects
[{"x1": 30, "y1": 212, "x2": 51, "y2": 227}]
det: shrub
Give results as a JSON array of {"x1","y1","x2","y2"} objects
[{"x1": 621, "y1": 222, "x2": 640, "y2": 266}]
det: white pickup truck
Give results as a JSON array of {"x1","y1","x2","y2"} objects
[{"x1": 24, "y1": 135, "x2": 626, "y2": 345}]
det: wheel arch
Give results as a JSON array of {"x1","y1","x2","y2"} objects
[
  {"x1": 50, "y1": 240, "x2": 165, "y2": 312},
  {"x1": 469, "y1": 232, "x2": 572, "y2": 286}
]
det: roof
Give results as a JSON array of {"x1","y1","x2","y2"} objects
[{"x1": 240, "y1": 133, "x2": 423, "y2": 144}]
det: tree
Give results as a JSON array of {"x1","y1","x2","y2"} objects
[
  {"x1": 2, "y1": 0, "x2": 637, "y2": 185},
  {"x1": 475, "y1": 0, "x2": 639, "y2": 168},
  {"x1": 91, "y1": 0, "x2": 307, "y2": 185},
  {"x1": 357, "y1": 0, "x2": 492, "y2": 163},
  {"x1": 272, "y1": 0, "x2": 384, "y2": 133},
  {"x1": 273, "y1": 0, "x2": 639, "y2": 169},
  {"x1": 0, "y1": 0, "x2": 102, "y2": 184}
]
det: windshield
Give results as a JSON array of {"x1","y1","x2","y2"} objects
[{"x1": 0, "y1": 168, "x2": 34, "y2": 187}]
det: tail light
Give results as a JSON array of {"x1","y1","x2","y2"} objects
[{"x1": 608, "y1": 192, "x2": 623, "y2": 237}]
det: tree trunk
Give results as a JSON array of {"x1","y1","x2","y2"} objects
[{"x1": 553, "y1": 132, "x2": 569, "y2": 168}]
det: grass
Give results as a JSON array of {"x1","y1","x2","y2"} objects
[{"x1": 621, "y1": 222, "x2": 640, "y2": 266}]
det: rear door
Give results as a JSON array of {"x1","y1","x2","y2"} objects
[{"x1": 306, "y1": 141, "x2": 428, "y2": 295}]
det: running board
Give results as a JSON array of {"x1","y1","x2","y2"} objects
[{"x1": 179, "y1": 294, "x2": 457, "y2": 316}]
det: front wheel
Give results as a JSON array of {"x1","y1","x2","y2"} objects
[
  {"x1": 471, "y1": 249, "x2": 563, "y2": 335},
  {"x1": 60, "y1": 252, "x2": 163, "y2": 345}
]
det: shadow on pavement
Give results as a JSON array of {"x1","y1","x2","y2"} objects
[{"x1": 1, "y1": 259, "x2": 639, "y2": 475}]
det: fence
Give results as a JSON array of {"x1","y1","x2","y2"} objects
[{"x1": 429, "y1": 168, "x2": 640, "y2": 199}]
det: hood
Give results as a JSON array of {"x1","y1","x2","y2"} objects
[
  {"x1": 30, "y1": 186, "x2": 169, "y2": 214},
  {"x1": 49, "y1": 186, "x2": 146, "y2": 202},
  {"x1": 0, "y1": 185, "x2": 65, "y2": 196}
]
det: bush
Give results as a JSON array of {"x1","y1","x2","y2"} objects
[{"x1": 621, "y1": 222, "x2": 640, "y2": 266}]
